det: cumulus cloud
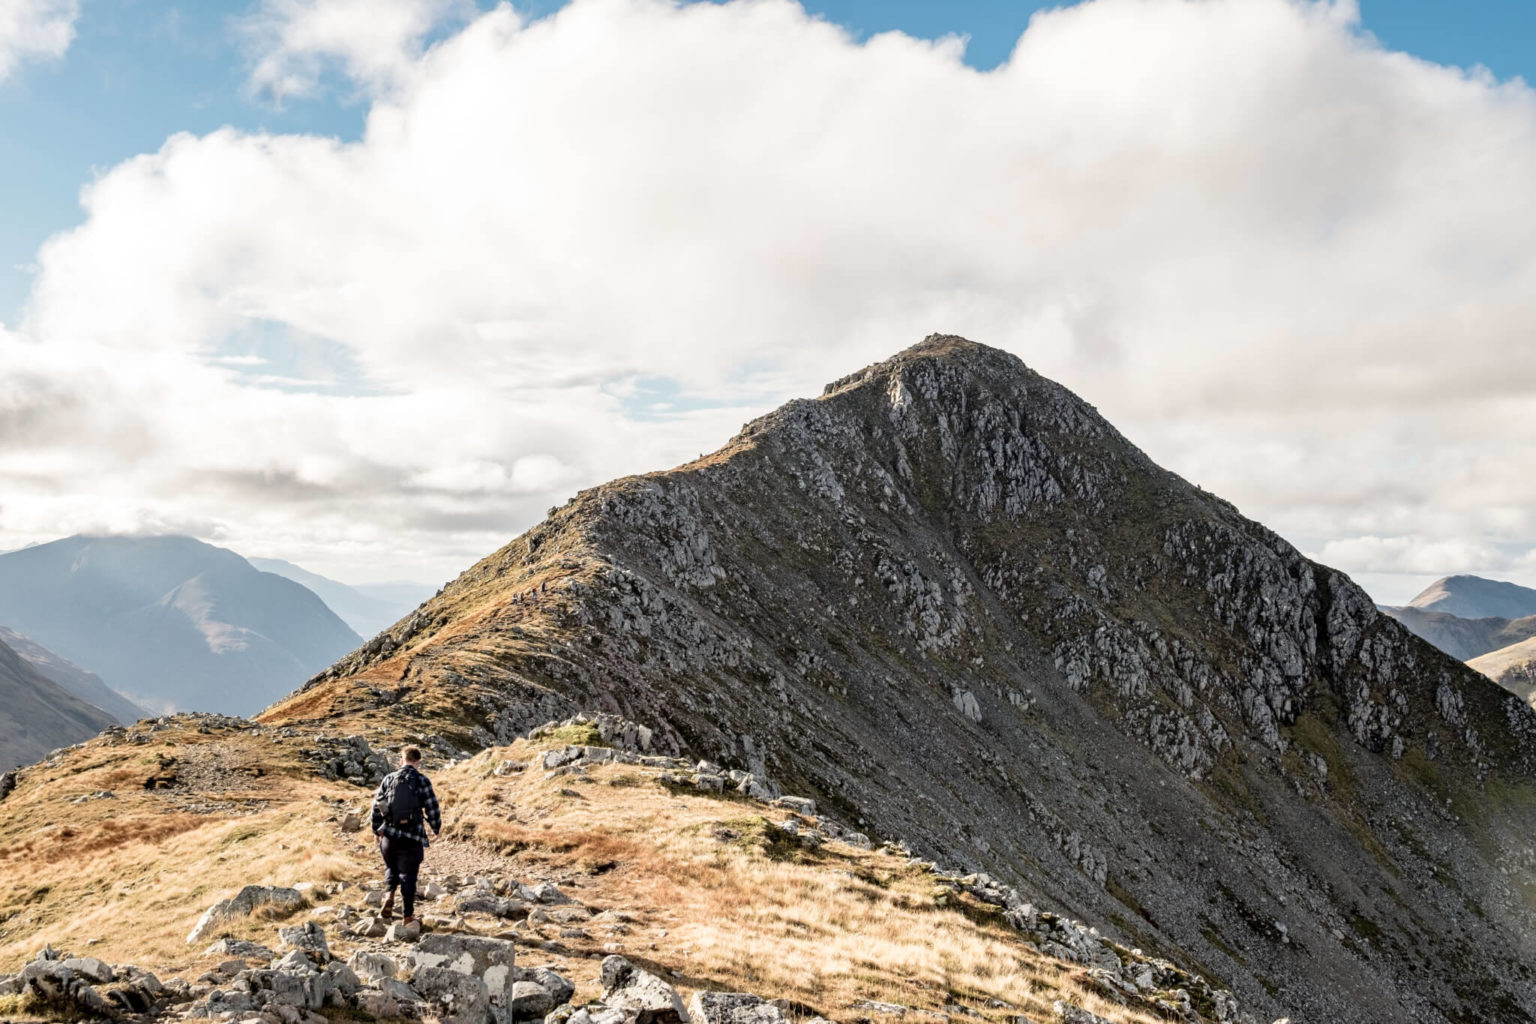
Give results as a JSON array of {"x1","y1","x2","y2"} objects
[
  {"x1": 242, "y1": 0, "x2": 471, "y2": 101},
  {"x1": 0, "y1": 0, "x2": 77, "y2": 81},
  {"x1": 7, "y1": 0, "x2": 1536, "y2": 593}
]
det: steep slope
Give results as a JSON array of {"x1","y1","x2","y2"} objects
[
  {"x1": 273, "y1": 336, "x2": 1536, "y2": 1024},
  {"x1": 0, "y1": 624, "x2": 145, "y2": 724},
  {"x1": 1407, "y1": 574, "x2": 1536, "y2": 620},
  {"x1": 249, "y1": 557, "x2": 433, "y2": 637},
  {"x1": 0, "y1": 637, "x2": 118, "y2": 770},
  {"x1": 0, "y1": 536, "x2": 361, "y2": 716},
  {"x1": 1469, "y1": 636, "x2": 1536, "y2": 703},
  {"x1": 1378, "y1": 605, "x2": 1536, "y2": 660}
]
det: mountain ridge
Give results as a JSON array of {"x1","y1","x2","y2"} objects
[
  {"x1": 270, "y1": 335, "x2": 1536, "y2": 1024},
  {"x1": 0, "y1": 535, "x2": 362, "y2": 716},
  {"x1": 0, "y1": 624, "x2": 145, "y2": 724},
  {"x1": 1468, "y1": 635, "x2": 1536, "y2": 703},
  {"x1": 1378, "y1": 604, "x2": 1536, "y2": 661},
  {"x1": 0, "y1": 636, "x2": 119, "y2": 771},
  {"x1": 248, "y1": 557, "x2": 435, "y2": 638},
  {"x1": 1407, "y1": 574, "x2": 1536, "y2": 620}
]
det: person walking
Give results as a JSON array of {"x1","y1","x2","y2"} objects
[{"x1": 370, "y1": 746, "x2": 442, "y2": 927}]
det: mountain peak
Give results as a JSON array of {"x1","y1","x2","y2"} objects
[
  {"x1": 1407, "y1": 573, "x2": 1536, "y2": 621},
  {"x1": 276, "y1": 335, "x2": 1536, "y2": 1023}
]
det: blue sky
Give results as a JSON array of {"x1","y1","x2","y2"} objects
[{"x1": 3, "y1": 0, "x2": 1534, "y2": 326}]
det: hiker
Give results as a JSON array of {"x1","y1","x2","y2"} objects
[{"x1": 370, "y1": 746, "x2": 442, "y2": 927}]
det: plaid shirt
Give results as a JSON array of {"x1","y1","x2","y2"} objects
[{"x1": 371, "y1": 765, "x2": 442, "y2": 847}]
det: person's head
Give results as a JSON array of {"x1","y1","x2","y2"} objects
[{"x1": 402, "y1": 746, "x2": 422, "y2": 766}]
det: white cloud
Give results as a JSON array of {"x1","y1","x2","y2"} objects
[
  {"x1": 242, "y1": 0, "x2": 471, "y2": 101},
  {"x1": 0, "y1": 0, "x2": 77, "y2": 81},
  {"x1": 7, "y1": 0, "x2": 1536, "y2": 594},
  {"x1": 1313, "y1": 536, "x2": 1509, "y2": 577}
]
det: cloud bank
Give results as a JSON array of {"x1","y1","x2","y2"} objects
[
  {"x1": 5, "y1": 0, "x2": 1536, "y2": 597},
  {"x1": 0, "y1": 0, "x2": 77, "y2": 81}
]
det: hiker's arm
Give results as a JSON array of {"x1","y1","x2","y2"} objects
[
  {"x1": 369, "y1": 779, "x2": 387, "y2": 833},
  {"x1": 422, "y1": 778, "x2": 442, "y2": 835}
]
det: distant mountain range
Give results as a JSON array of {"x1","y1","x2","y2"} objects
[
  {"x1": 0, "y1": 535, "x2": 362, "y2": 717},
  {"x1": 0, "y1": 625, "x2": 145, "y2": 725},
  {"x1": 1380, "y1": 575, "x2": 1536, "y2": 700},
  {"x1": 1378, "y1": 606, "x2": 1536, "y2": 661},
  {"x1": 1469, "y1": 636, "x2": 1536, "y2": 703},
  {"x1": 0, "y1": 636, "x2": 119, "y2": 771},
  {"x1": 247, "y1": 558, "x2": 434, "y2": 637},
  {"x1": 1401, "y1": 574, "x2": 1536, "y2": 620}
]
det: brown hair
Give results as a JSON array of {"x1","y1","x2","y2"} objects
[{"x1": 403, "y1": 747, "x2": 422, "y2": 763}]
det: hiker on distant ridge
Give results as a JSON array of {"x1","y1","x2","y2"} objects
[{"x1": 370, "y1": 746, "x2": 441, "y2": 927}]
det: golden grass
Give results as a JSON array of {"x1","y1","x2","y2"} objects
[
  {"x1": 0, "y1": 723, "x2": 378, "y2": 968},
  {"x1": 445, "y1": 747, "x2": 1181, "y2": 1024},
  {"x1": 0, "y1": 728, "x2": 1195, "y2": 1024}
]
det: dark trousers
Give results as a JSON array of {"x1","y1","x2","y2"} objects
[{"x1": 379, "y1": 835, "x2": 425, "y2": 917}]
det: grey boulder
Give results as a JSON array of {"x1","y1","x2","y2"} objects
[
  {"x1": 689, "y1": 992, "x2": 786, "y2": 1024},
  {"x1": 186, "y1": 885, "x2": 306, "y2": 944},
  {"x1": 599, "y1": 956, "x2": 689, "y2": 1024},
  {"x1": 413, "y1": 966, "x2": 492, "y2": 1024}
]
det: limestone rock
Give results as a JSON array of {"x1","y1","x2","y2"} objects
[
  {"x1": 567, "y1": 1007, "x2": 632, "y2": 1024},
  {"x1": 203, "y1": 937, "x2": 279, "y2": 960},
  {"x1": 21, "y1": 961, "x2": 115, "y2": 1019},
  {"x1": 515, "y1": 966, "x2": 575, "y2": 1018},
  {"x1": 1052, "y1": 1003, "x2": 1112, "y2": 1024},
  {"x1": 513, "y1": 980, "x2": 558, "y2": 1020},
  {"x1": 352, "y1": 916, "x2": 389, "y2": 938},
  {"x1": 278, "y1": 922, "x2": 330, "y2": 961},
  {"x1": 385, "y1": 918, "x2": 423, "y2": 943},
  {"x1": 59, "y1": 956, "x2": 114, "y2": 984},
  {"x1": 530, "y1": 882, "x2": 574, "y2": 905},
  {"x1": 347, "y1": 951, "x2": 399, "y2": 986},
  {"x1": 600, "y1": 956, "x2": 688, "y2": 1024},
  {"x1": 187, "y1": 885, "x2": 306, "y2": 944},
  {"x1": 412, "y1": 966, "x2": 492, "y2": 1024},
  {"x1": 410, "y1": 934, "x2": 518, "y2": 1023},
  {"x1": 688, "y1": 991, "x2": 786, "y2": 1024}
]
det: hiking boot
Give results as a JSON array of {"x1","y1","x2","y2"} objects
[{"x1": 381, "y1": 893, "x2": 395, "y2": 921}]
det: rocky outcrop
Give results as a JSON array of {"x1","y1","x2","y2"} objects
[
  {"x1": 689, "y1": 992, "x2": 789, "y2": 1024},
  {"x1": 274, "y1": 336, "x2": 1536, "y2": 1024},
  {"x1": 598, "y1": 955, "x2": 690, "y2": 1024},
  {"x1": 187, "y1": 885, "x2": 307, "y2": 944},
  {"x1": 0, "y1": 946, "x2": 181, "y2": 1020}
]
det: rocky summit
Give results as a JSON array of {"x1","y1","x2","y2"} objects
[{"x1": 270, "y1": 336, "x2": 1536, "y2": 1024}]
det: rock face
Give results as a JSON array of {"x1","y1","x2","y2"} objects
[{"x1": 277, "y1": 336, "x2": 1536, "y2": 1024}]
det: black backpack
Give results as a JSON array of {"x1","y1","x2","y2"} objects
[{"x1": 385, "y1": 770, "x2": 423, "y2": 828}]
